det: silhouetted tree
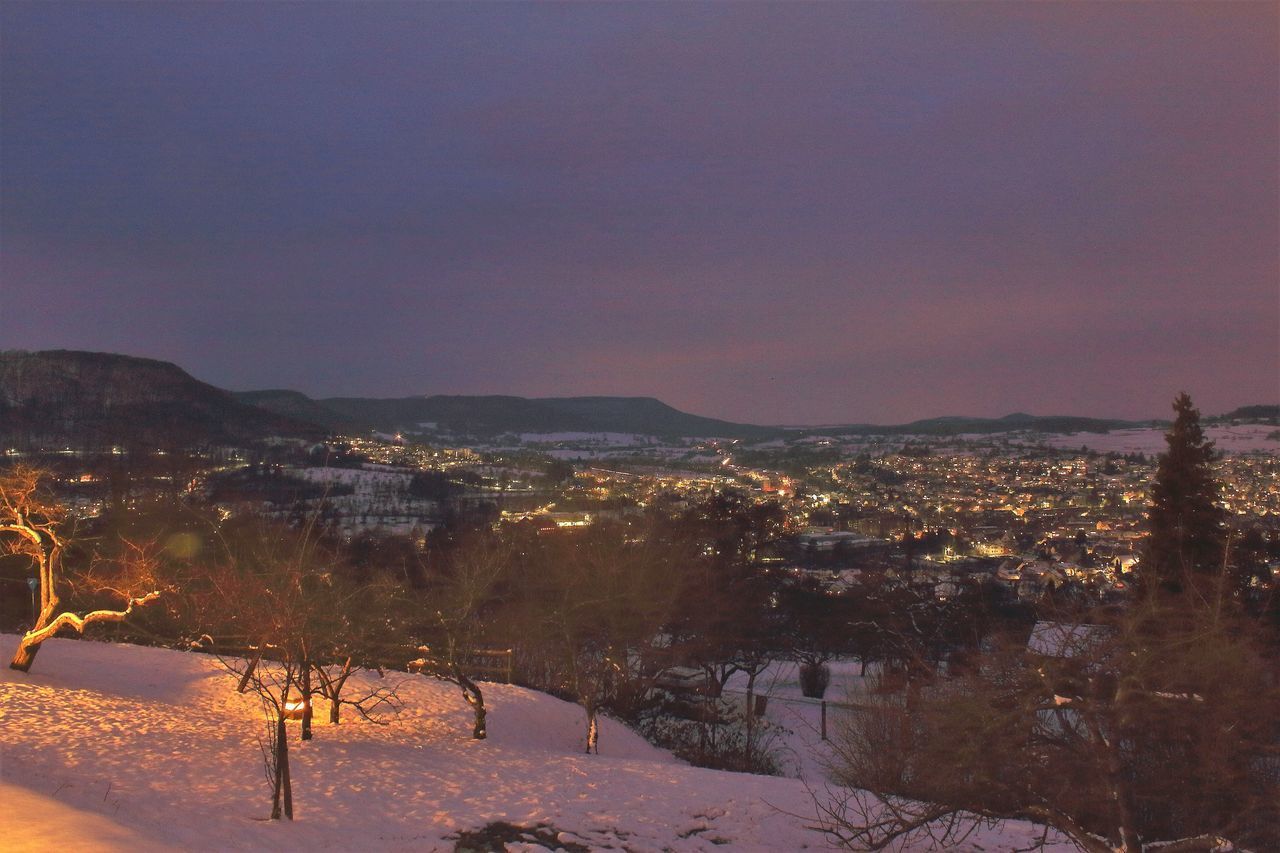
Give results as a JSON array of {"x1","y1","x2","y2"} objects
[
  {"x1": 778, "y1": 577, "x2": 854, "y2": 698},
  {"x1": 823, "y1": 594, "x2": 1280, "y2": 851},
  {"x1": 1142, "y1": 393, "x2": 1225, "y2": 596},
  {"x1": 409, "y1": 530, "x2": 515, "y2": 740},
  {"x1": 513, "y1": 522, "x2": 685, "y2": 753}
]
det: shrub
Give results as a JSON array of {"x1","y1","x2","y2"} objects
[
  {"x1": 636, "y1": 699, "x2": 788, "y2": 776},
  {"x1": 798, "y1": 662, "x2": 830, "y2": 698}
]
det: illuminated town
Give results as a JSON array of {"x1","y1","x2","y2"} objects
[
  {"x1": 2, "y1": 1, "x2": 1276, "y2": 850},
  {"x1": 12, "y1": 418, "x2": 1277, "y2": 606}
]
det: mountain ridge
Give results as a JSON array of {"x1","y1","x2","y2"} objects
[
  {"x1": 2, "y1": 351, "x2": 1274, "y2": 446},
  {"x1": 270, "y1": 392, "x2": 778, "y2": 439},
  {"x1": 0, "y1": 350, "x2": 322, "y2": 449}
]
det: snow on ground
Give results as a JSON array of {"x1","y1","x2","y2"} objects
[
  {"x1": 1, "y1": 780, "x2": 172, "y2": 853},
  {"x1": 750, "y1": 425, "x2": 1280, "y2": 458},
  {"x1": 0, "y1": 637, "x2": 1071, "y2": 851},
  {"x1": 545, "y1": 447, "x2": 698, "y2": 462},
  {"x1": 544, "y1": 449, "x2": 627, "y2": 461},
  {"x1": 1036, "y1": 424, "x2": 1280, "y2": 455},
  {"x1": 722, "y1": 659, "x2": 877, "y2": 783},
  {"x1": 518, "y1": 433, "x2": 661, "y2": 447},
  {"x1": 294, "y1": 466, "x2": 415, "y2": 491}
]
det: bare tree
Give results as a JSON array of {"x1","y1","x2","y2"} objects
[
  {"x1": 666, "y1": 539, "x2": 780, "y2": 761},
  {"x1": 821, "y1": 589, "x2": 1280, "y2": 851},
  {"x1": 515, "y1": 523, "x2": 686, "y2": 754},
  {"x1": 4, "y1": 466, "x2": 164, "y2": 672},
  {"x1": 203, "y1": 643, "x2": 301, "y2": 821},
  {"x1": 310, "y1": 655, "x2": 403, "y2": 727},
  {"x1": 251, "y1": 657, "x2": 300, "y2": 820},
  {"x1": 288, "y1": 566, "x2": 404, "y2": 735},
  {"x1": 302, "y1": 569, "x2": 407, "y2": 727},
  {"x1": 407, "y1": 530, "x2": 517, "y2": 740},
  {"x1": 186, "y1": 517, "x2": 341, "y2": 818}
]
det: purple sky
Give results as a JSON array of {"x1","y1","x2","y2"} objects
[{"x1": 2, "y1": 2, "x2": 1276, "y2": 425}]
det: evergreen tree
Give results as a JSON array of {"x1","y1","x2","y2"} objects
[{"x1": 1143, "y1": 392, "x2": 1225, "y2": 595}]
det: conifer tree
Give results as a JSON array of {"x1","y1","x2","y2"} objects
[{"x1": 1143, "y1": 392, "x2": 1225, "y2": 595}]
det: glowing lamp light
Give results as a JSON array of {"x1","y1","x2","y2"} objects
[{"x1": 283, "y1": 700, "x2": 306, "y2": 721}]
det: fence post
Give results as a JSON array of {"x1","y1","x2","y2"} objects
[{"x1": 821, "y1": 700, "x2": 827, "y2": 741}]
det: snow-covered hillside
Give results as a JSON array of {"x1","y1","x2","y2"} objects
[
  {"x1": 0, "y1": 637, "x2": 1069, "y2": 851},
  {"x1": 1036, "y1": 423, "x2": 1280, "y2": 455}
]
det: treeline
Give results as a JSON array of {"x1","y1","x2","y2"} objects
[
  {"x1": 4, "y1": 393, "x2": 1276, "y2": 846},
  {"x1": 1, "y1": 473, "x2": 1027, "y2": 780},
  {"x1": 820, "y1": 394, "x2": 1280, "y2": 853}
]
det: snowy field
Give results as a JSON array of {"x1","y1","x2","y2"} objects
[
  {"x1": 740, "y1": 424, "x2": 1280, "y2": 459},
  {"x1": 544, "y1": 447, "x2": 695, "y2": 462},
  {"x1": 294, "y1": 466, "x2": 415, "y2": 491},
  {"x1": 518, "y1": 433, "x2": 662, "y2": 447},
  {"x1": 721, "y1": 660, "x2": 878, "y2": 782},
  {"x1": 1035, "y1": 424, "x2": 1280, "y2": 455},
  {"x1": 0, "y1": 637, "x2": 1073, "y2": 851}
]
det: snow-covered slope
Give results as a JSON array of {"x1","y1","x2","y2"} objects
[
  {"x1": 1037, "y1": 423, "x2": 1280, "y2": 455},
  {"x1": 0, "y1": 636, "x2": 1068, "y2": 851}
]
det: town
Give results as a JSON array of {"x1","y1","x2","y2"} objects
[
  {"x1": 3, "y1": 1, "x2": 1275, "y2": 849},
  {"x1": 11, "y1": 416, "x2": 1277, "y2": 609},
  {"x1": 3, "y1": 393, "x2": 1278, "y2": 851}
]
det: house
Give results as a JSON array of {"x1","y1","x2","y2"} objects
[{"x1": 1026, "y1": 620, "x2": 1113, "y2": 659}]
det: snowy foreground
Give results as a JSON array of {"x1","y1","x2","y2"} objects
[{"x1": 0, "y1": 637, "x2": 1071, "y2": 851}]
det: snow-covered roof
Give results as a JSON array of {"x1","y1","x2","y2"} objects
[{"x1": 1027, "y1": 620, "x2": 1113, "y2": 658}]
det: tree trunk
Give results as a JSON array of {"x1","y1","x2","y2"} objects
[
  {"x1": 469, "y1": 685, "x2": 487, "y2": 740},
  {"x1": 9, "y1": 596, "x2": 58, "y2": 672},
  {"x1": 453, "y1": 665, "x2": 487, "y2": 739},
  {"x1": 9, "y1": 591, "x2": 160, "y2": 676},
  {"x1": 330, "y1": 658, "x2": 352, "y2": 725},
  {"x1": 3, "y1": 519, "x2": 60, "y2": 673},
  {"x1": 745, "y1": 670, "x2": 758, "y2": 748},
  {"x1": 279, "y1": 714, "x2": 293, "y2": 820},
  {"x1": 238, "y1": 652, "x2": 261, "y2": 693},
  {"x1": 1083, "y1": 708, "x2": 1139, "y2": 852},
  {"x1": 9, "y1": 636, "x2": 40, "y2": 672},
  {"x1": 585, "y1": 703, "x2": 599, "y2": 754},
  {"x1": 300, "y1": 659, "x2": 313, "y2": 741},
  {"x1": 271, "y1": 714, "x2": 285, "y2": 820}
]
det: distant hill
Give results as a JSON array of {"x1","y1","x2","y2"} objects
[
  {"x1": 237, "y1": 391, "x2": 778, "y2": 439},
  {"x1": 234, "y1": 389, "x2": 361, "y2": 432},
  {"x1": 235, "y1": 389, "x2": 1152, "y2": 441},
  {"x1": 0, "y1": 351, "x2": 322, "y2": 450},
  {"x1": 4, "y1": 350, "x2": 1265, "y2": 448},
  {"x1": 1209, "y1": 405, "x2": 1279, "y2": 424},
  {"x1": 533, "y1": 396, "x2": 778, "y2": 438},
  {"x1": 818, "y1": 412, "x2": 1148, "y2": 437}
]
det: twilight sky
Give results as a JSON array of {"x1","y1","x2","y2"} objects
[{"x1": 2, "y1": 2, "x2": 1276, "y2": 425}]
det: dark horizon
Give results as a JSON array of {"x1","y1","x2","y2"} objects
[
  {"x1": 230, "y1": 370, "x2": 1271, "y2": 427},
  {"x1": 10, "y1": 346, "x2": 1271, "y2": 429},
  {"x1": 3, "y1": 2, "x2": 1277, "y2": 424}
]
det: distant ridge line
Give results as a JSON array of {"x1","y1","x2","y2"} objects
[{"x1": 1, "y1": 350, "x2": 1274, "y2": 444}]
